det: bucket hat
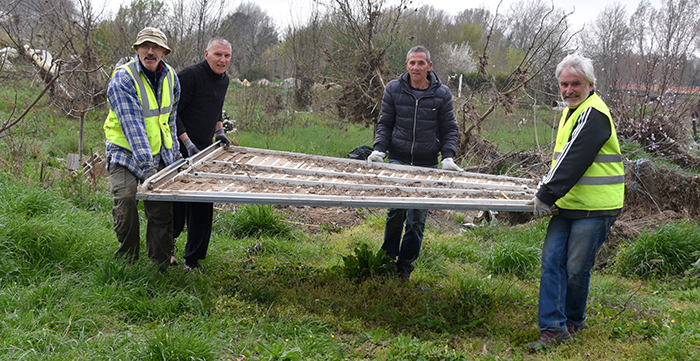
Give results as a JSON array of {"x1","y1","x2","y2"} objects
[{"x1": 133, "y1": 27, "x2": 171, "y2": 55}]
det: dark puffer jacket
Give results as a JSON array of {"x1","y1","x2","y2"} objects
[{"x1": 373, "y1": 70, "x2": 459, "y2": 166}]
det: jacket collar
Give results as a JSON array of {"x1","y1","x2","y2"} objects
[{"x1": 399, "y1": 69, "x2": 440, "y2": 93}]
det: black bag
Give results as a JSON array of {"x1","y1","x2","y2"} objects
[{"x1": 348, "y1": 144, "x2": 374, "y2": 160}]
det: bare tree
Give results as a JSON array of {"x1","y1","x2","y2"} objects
[
  {"x1": 328, "y1": 0, "x2": 411, "y2": 126},
  {"x1": 52, "y1": 0, "x2": 109, "y2": 158},
  {"x1": 165, "y1": 0, "x2": 228, "y2": 69},
  {"x1": 284, "y1": 1, "x2": 327, "y2": 110},
  {"x1": 401, "y1": 5, "x2": 453, "y2": 78},
  {"x1": 611, "y1": 0, "x2": 700, "y2": 168},
  {"x1": 578, "y1": 2, "x2": 631, "y2": 96},
  {"x1": 457, "y1": 0, "x2": 576, "y2": 167},
  {"x1": 0, "y1": 0, "x2": 108, "y2": 162},
  {"x1": 95, "y1": 0, "x2": 167, "y2": 66},
  {"x1": 218, "y1": 2, "x2": 279, "y2": 79}
]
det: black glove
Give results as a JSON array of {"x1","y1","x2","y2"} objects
[
  {"x1": 215, "y1": 128, "x2": 231, "y2": 147},
  {"x1": 182, "y1": 138, "x2": 200, "y2": 157}
]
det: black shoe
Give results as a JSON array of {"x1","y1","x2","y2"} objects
[
  {"x1": 183, "y1": 262, "x2": 202, "y2": 273},
  {"x1": 397, "y1": 261, "x2": 414, "y2": 282},
  {"x1": 527, "y1": 329, "x2": 572, "y2": 351}
]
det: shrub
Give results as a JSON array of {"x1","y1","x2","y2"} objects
[
  {"x1": 463, "y1": 72, "x2": 488, "y2": 91},
  {"x1": 614, "y1": 220, "x2": 700, "y2": 279}
]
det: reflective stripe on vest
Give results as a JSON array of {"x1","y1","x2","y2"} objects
[
  {"x1": 551, "y1": 93, "x2": 624, "y2": 211},
  {"x1": 103, "y1": 61, "x2": 174, "y2": 155}
]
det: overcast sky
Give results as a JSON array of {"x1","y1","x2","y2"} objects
[
  {"x1": 94, "y1": 0, "x2": 663, "y2": 34},
  {"x1": 237, "y1": 0, "x2": 663, "y2": 32}
]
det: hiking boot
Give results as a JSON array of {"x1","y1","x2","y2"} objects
[
  {"x1": 567, "y1": 321, "x2": 587, "y2": 336},
  {"x1": 397, "y1": 261, "x2": 414, "y2": 282},
  {"x1": 527, "y1": 329, "x2": 572, "y2": 351}
]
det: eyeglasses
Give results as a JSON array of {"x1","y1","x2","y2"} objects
[{"x1": 139, "y1": 43, "x2": 163, "y2": 52}]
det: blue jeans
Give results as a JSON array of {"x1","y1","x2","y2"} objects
[
  {"x1": 538, "y1": 214, "x2": 617, "y2": 332},
  {"x1": 380, "y1": 159, "x2": 436, "y2": 266}
]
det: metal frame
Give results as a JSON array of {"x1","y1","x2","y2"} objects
[{"x1": 137, "y1": 143, "x2": 537, "y2": 212}]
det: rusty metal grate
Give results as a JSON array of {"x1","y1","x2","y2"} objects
[{"x1": 137, "y1": 144, "x2": 537, "y2": 212}]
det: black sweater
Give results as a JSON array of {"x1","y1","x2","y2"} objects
[{"x1": 176, "y1": 61, "x2": 229, "y2": 151}]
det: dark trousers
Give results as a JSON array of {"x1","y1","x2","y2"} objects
[
  {"x1": 109, "y1": 163, "x2": 173, "y2": 268},
  {"x1": 380, "y1": 159, "x2": 436, "y2": 268},
  {"x1": 173, "y1": 201, "x2": 214, "y2": 265}
]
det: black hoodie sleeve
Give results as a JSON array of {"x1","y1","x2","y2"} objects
[{"x1": 536, "y1": 107, "x2": 611, "y2": 206}]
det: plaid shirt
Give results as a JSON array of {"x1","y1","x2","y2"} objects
[{"x1": 105, "y1": 54, "x2": 181, "y2": 182}]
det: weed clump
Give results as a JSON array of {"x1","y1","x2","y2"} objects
[
  {"x1": 613, "y1": 220, "x2": 700, "y2": 279},
  {"x1": 336, "y1": 243, "x2": 396, "y2": 282},
  {"x1": 215, "y1": 204, "x2": 296, "y2": 239}
]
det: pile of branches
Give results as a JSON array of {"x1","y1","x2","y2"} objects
[{"x1": 616, "y1": 111, "x2": 700, "y2": 169}]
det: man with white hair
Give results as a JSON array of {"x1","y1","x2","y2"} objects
[
  {"x1": 526, "y1": 53, "x2": 624, "y2": 350},
  {"x1": 173, "y1": 37, "x2": 233, "y2": 272},
  {"x1": 103, "y1": 27, "x2": 180, "y2": 272}
]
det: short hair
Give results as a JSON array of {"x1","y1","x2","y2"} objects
[
  {"x1": 207, "y1": 37, "x2": 232, "y2": 52},
  {"x1": 555, "y1": 53, "x2": 596, "y2": 87},
  {"x1": 406, "y1": 45, "x2": 431, "y2": 63}
]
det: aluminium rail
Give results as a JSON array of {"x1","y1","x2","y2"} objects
[{"x1": 136, "y1": 143, "x2": 537, "y2": 212}]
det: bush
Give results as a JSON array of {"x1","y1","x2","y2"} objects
[
  {"x1": 463, "y1": 72, "x2": 488, "y2": 91},
  {"x1": 239, "y1": 65, "x2": 269, "y2": 82},
  {"x1": 614, "y1": 220, "x2": 700, "y2": 279}
]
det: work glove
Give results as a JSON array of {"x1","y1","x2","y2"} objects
[
  {"x1": 366, "y1": 150, "x2": 386, "y2": 165},
  {"x1": 441, "y1": 157, "x2": 463, "y2": 172},
  {"x1": 214, "y1": 128, "x2": 231, "y2": 147},
  {"x1": 144, "y1": 167, "x2": 157, "y2": 180},
  {"x1": 526, "y1": 197, "x2": 552, "y2": 217},
  {"x1": 182, "y1": 138, "x2": 200, "y2": 157}
]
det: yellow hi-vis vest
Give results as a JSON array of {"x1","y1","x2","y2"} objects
[
  {"x1": 103, "y1": 61, "x2": 175, "y2": 155},
  {"x1": 552, "y1": 93, "x2": 624, "y2": 211}
]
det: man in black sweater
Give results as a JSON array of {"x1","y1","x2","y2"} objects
[{"x1": 173, "y1": 37, "x2": 233, "y2": 271}]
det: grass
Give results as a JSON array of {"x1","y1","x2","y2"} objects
[
  {"x1": 0, "y1": 173, "x2": 697, "y2": 359},
  {"x1": 613, "y1": 220, "x2": 700, "y2": 279},
  {"x1": 1, "y1": 81, "x2": 699, "y2": 359}
]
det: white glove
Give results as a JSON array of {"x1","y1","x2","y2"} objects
[
  {"x1": 366, "y1": 150, "x2": 385, "y2": 165},
  {"x1": 526, "y1": 197, "x2": 552, "y2": 217},
  {"x1": 441, "y1": 157, "x2": 463, "y2": 171}
]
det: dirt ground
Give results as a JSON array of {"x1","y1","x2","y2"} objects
[{"x1": 276, "y1": 205, "x2": 465, "y2": 235}]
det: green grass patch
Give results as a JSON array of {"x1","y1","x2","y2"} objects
[{"x1": 613, "y1": 220, "x2": 700, "y2": 279}]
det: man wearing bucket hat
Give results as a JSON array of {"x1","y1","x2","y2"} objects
[{"x1": 103, "y1": 27, "x2": 180, "y2": 272}]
